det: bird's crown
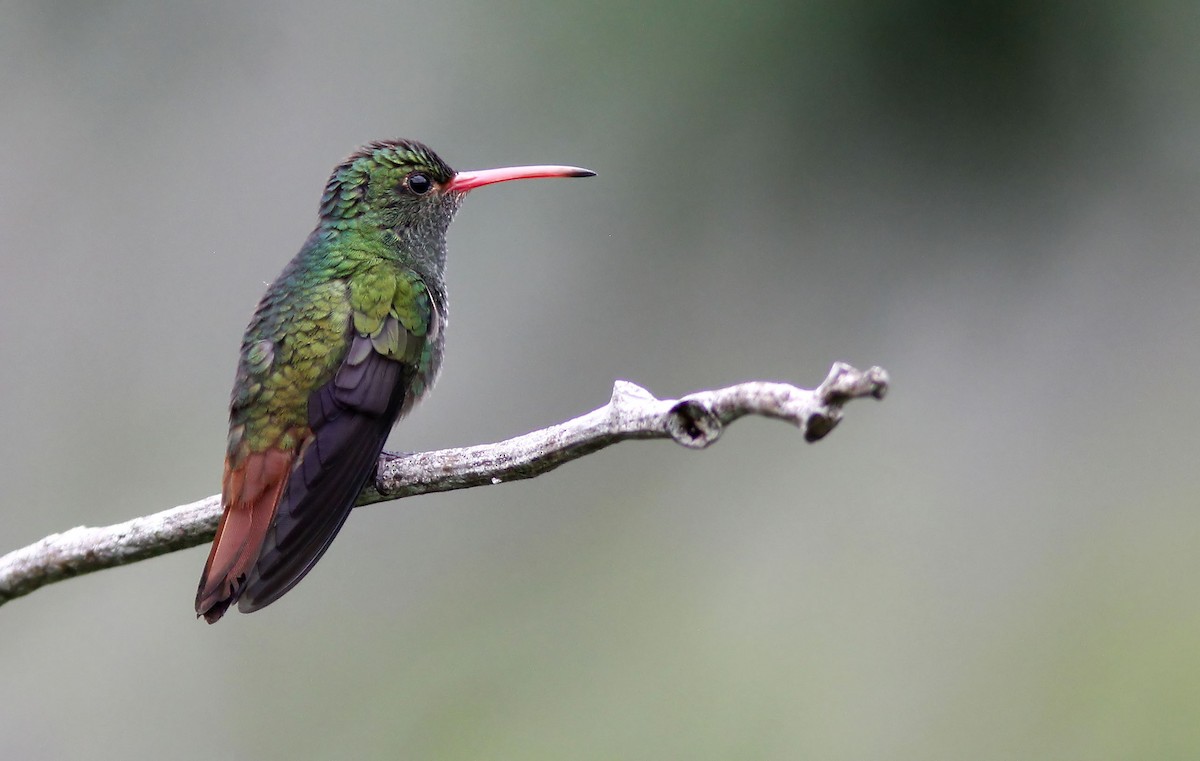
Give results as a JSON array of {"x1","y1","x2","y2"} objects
[{"x1": 319, "y1": 139, "x2": 454, "y2": 224}]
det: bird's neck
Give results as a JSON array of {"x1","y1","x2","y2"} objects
[
  {"x1": 315, "y1": 217, "x2": 449, "y2": 314},
  {"x1": 389, "y1": 223, "x2": 449, "y2": 315}
]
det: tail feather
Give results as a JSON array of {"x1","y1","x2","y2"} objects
[{"x1": 195, "y1": 449, "x2": 293, "y2": 623}]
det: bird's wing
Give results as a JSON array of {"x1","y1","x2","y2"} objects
[
  {"x1": 235, "y1": 267, "x2": 436, "y2": 614},
  {"x1": 195, "y1": 266, "x2": 435, "y2": 622}
]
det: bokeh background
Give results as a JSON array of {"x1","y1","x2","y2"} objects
[{"x1": 3, "y1": 1, "x2": 1199, "y2": 758}]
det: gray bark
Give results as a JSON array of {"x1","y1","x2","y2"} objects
[{"x1": 0, "y1": 363, "x2": 888, "y2": 608}]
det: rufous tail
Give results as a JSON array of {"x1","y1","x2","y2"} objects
[{"x1": 195, "y1": 449, "x2": 293, "y2": 623}]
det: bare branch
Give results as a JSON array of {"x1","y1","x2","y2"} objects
[{"x1": 0, "y1": 363, "x2": 888, "y2": 608}]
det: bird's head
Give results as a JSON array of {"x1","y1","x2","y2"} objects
[{"x1": 319, "y1": 139, "x2": 593, "y2": 238}]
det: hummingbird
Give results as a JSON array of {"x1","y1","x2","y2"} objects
[{"x1": 195, "y1": 139, "x2": 593, "y2": 623}]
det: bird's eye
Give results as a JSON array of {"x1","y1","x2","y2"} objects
[{"x1": 406, "y1": 172, "x2": 433, "y2": 195}]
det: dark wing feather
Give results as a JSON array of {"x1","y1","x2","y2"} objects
[{"x1": 235, "y1": 334, "x2": 408, "y2": 613}]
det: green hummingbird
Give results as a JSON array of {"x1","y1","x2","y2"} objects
[{"x1": 196, "y1": 139, "x2": 593, "y2": 623}]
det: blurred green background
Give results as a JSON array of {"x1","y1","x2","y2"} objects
[{"x1": 3, "y1": 1, "x2": 1199, "y2": 758}]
